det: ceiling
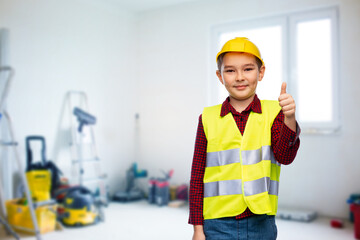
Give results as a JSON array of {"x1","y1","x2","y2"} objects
[{"x1": 100, "y1": 0, "x2": 202, "y2": 12}]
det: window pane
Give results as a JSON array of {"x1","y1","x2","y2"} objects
[
  {"x1": 297, "y1": 19, "x2": 332, "y2": 122},
  {"x1": 218, "y1": 26, "x2": 282, "y2": 102}
]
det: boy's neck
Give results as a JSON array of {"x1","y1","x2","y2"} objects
[{"x1": 229, "y1": 95, "x2": 255, "y2": 114}]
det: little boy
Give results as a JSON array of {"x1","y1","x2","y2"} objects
[{"x1": 189, "y1": 37, "x2": 300, "y2": 240}]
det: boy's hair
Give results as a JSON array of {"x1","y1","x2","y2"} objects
[{"x1": 217, "y1": 52, "x2": 263, "y2": 72}]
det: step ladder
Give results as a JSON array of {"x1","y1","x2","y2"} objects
[
  {"x1": 65, "y1": 91, "x2": 107, "y2": 204},
  {"x1": 0, "y1": 66, "x2": 41, "y2": 239}
]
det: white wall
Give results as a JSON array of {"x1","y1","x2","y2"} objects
[
  {"x1": 0, "y1": 0, "x2": 137, "y2": 195},
  {"x1": 135, "y1": 0, "x2": 360, "y2": 218}
]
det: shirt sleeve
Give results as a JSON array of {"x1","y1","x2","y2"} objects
[
  {"x1": 271, "y1": 111, "x2": 300, "y2": 165},
  {"x1": 188, "y1": 114, "x2": 207, "y2": 225}
]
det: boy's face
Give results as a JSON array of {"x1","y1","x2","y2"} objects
[{"x1": 216, "y1": 52, "x2": 265, "y2": 104}]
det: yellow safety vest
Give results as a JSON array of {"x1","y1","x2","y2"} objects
[{"x1": 202, "y1": 100, "x2": 281, "y2": 220}]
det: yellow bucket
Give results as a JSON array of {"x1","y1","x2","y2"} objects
[{"x1": 6, "y1": 198, "x2": 57, "y2": 234}]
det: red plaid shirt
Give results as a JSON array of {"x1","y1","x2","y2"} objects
[{"x1": 189, "y1": 95, "x2": 300, "y2": 225}]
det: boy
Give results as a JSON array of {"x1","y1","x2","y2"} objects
[{"x1": 189, "y1": 37, "x2": 300, "y2": 240}]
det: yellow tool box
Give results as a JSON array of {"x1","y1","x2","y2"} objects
[{"x1": 6, "y1": 198, "x2": 57, "y2": 234}]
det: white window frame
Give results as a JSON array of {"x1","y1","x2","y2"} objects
[{"x1": 209, "y1": 6, "x2": 340, "y2": 134}]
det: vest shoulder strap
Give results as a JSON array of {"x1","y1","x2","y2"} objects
[
  {"x1": 259, "y1": 100, "x2": 281, "y2": 125},
  {"x1": 260, "y1": 100, "x2": 281, "y2": 112},
  {"x1": 202, "y1": 104, "x2": 222, "y2": 136}
]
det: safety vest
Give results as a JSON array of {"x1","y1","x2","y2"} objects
[{"x1": 202, "y1": 100, "x2": 281, "y2": 220}]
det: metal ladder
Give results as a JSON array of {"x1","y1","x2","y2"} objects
[
  {"x1": 0, "y1": 216, "x2": 19, "y2": 240},
  {"x1": 65, "y1": 91, "x2": 107, "y2": 204},
  {"x1": 0, "y1": 67, "x2": 42, "y2": 240}
]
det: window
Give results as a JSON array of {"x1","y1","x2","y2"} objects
[
  {"x1": 296, "y1": 19, "x2": 333, "y2": 123},
  {"x1": 210, "y1": 7, "x2": 339, "y2": 133}
]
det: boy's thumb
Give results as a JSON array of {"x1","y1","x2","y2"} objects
[{"x1": 280, "y1": 82, "x2": 287, "y2": 95}]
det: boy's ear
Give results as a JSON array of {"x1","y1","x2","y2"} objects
[
  {"x1": 216, "y1": 70, "x2": 224, "y2": 85},
  {"x1": 258, "y1": 65, "x2": 266, "y2": 82}
]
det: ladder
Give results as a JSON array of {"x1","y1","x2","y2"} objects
[
  {"x1": 65, "y1": 91, "x2": 107, "y2": 204},
  {"x1": 0, "y1": 67, "x2": 41, "y2": 239}
]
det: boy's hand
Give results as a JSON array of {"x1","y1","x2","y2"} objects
[
  {"x1": 192, "y1": 231, "x2": 206, "y2": 240},
  {"x1": 193, "y1": 225, "x2": 206, "y2": 240},
  {"x1": 278, "y1": 82, "x2": 297, "y2": 132}
]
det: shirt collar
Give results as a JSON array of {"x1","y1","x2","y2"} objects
[{"x1": 220, "y1": 94, "x2": 262, "y2": 117}]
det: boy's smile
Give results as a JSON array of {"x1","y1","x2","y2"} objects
[{"x1": 216, "y1": 52, "x2": 265, "y2": 111}]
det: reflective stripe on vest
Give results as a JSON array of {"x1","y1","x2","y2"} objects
[
  {"x1": 204, "y1": 179, "x2": 242, "y2": 197},
  {"x1": 204, "y1": 177, "x2": 279, "y2": 198},
  {"x1": 202, "y1": 100, "x2": 281, "y2": 220},
  {"x1": 206, "y1": 146, "x2": 281, "y2": 167}
]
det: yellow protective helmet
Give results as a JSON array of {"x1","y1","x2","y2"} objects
[{"x1": 216, "y1": 37, "x2": 264, "y2": 66}]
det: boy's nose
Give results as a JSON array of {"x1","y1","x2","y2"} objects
[{"x1": 235, "y1": 71, "x2": 244, "y2": 81}]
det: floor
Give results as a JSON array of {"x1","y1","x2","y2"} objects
[{"x1": 0, "y1": 200, "x2": 355, "y2": 240}]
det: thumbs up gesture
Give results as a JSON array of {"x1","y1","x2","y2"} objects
[{"x1": 278, "y1": 82, "x2": 296, "y2": 131}]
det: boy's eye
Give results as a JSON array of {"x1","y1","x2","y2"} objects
[
  {"x1": 225, "y1": 69, "x2": 235, "y2": 73},
  {"x1": 244, "y1": 68, "x2": 254, "y2": 71}
]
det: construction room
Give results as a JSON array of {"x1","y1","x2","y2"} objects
[{"x1": 0, "y1": 0, "x2": 359, "y2": 239}]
